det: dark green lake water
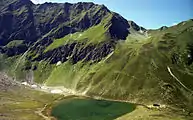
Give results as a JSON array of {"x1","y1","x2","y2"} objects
[{"x1": 51, "y1": 97, "x2": 136, "y2": 120}]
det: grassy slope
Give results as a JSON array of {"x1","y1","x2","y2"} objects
[
  {"x1": 149, "y1": 20, "x2": 193, "y2": 88},
  {"x1": 116, "y1": 105, "x2": 191, "y2": 120},
  {"x1": 43, "y1": 20, "x2": 193, "y2": 111},
  {"x1": 44, "y1": 13, "x2": 112, "y2": 52},
  {"x1": 6, "y1": 40, "x2": 24, "y2": 48},
  {"x1": 0, "y1": 19, "x2": 193, "y2": 119},
  {"x1": 45, "y1": 38, "x2": 169, "y2": 102}
]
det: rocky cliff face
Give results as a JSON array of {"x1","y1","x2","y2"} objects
[
  {"x1": 33, "y1": 41, "x2": 114, "y2": 64},
  {"x1": 0, "y1": 0, "x2": 145, "y2": 63}
]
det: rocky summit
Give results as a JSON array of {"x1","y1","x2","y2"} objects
[{"x1": 0, "y1": 0, "x2": 193, "y2": 120}]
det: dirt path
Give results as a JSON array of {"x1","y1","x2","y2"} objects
[
  {"x1": 35, "y1": 104, "x2": 51, "y2": 120},
  {"x1": 167, "y1": 66, "x2": 192, "y2": 93}
]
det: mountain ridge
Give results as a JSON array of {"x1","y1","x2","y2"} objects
[
  {"x1": 0, "y1": 0, "x2": 145, "y2": 46},
  {"x1": 0, "y1": 0, "x2": 193, "y2": 117}
]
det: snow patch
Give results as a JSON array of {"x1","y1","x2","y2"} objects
[
  {"x1": 31, "y1": 84, "x2": 38, "y2": 88},
  {"x1": 56, "y1": 61, "x2": 62, "y2": 66},
  {"x1": 79, "y1": 33, "x2": 82, "y2": 37},
  {"x1": 21, "y1": 82, "x2": 28, "y2": 86},
  {"x1": 76, "y1": 33, "x2": 83, "y2": 39},
  {"x1": 182, "y1": 22, "x2": 186, "y2": 25},
  {"x1": 41, "y1": 86, "x2": 48, "y2": 90},
  {"x1": 139, "y1": 30, "x2": 144, "y2": 34},
  {"x1": 51, "y1": 89, "x2": 63, "y2": 94}
]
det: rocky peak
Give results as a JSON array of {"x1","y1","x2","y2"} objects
[
  {"x1": 128, "y1": 20, "x2": 147, "y2": 34},
  {"x1": 1, "y1": 0, "x2": 33, "y2": 13},
  {"x1": 128, "y1": 20, "x2": 141, "y2": 31},
  {"x1": 159, "y1": 26, "x2": 168, "y2": 30},
  {"x1": 72, "y1": 2, "x2": 95, "y2": 10},
  {"x1": 108, "y1": 13, "x2": 130, "y2": 40},
  {"x1": 0, "y1": 1, "x2": 146, "y2": 59}
]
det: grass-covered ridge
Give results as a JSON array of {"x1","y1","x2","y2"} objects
[
  {"x1": 44, "y1": 13, "x2": 113, "y2": 52},
  {"x1": 6, "y1": 40, "x2": 24, "y2": 48}
]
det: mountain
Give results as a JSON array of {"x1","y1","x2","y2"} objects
[
  {"x1": 0, "y1": 0, "x2": 146, "y2": 60},
  {"x1": 0, "y1": 0, "x2": 193, "y2": 118}
]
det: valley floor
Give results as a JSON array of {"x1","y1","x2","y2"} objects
[
  {"x1": 0, "y1": 72, "x2": 62, "y2": 120},
  {"x1": 0, "y1": 72, "x2": 192, "y2": 120}
]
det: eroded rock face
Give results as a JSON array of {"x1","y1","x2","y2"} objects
[
  {"x1": 0, "y1": 0, "x2": 147, "y2": 69},
  {"x1": 2, "y1": 44, "x2": 28, "y2": 57},
  {"x1": 0, "y1": 73, "x2": 17, "y2": 91},
  {"x1": 108, "y1": 13, "x2": 130, "y2": 40},
  {"x1": 0, "y1": 0, "x2": 112, "y2": 45},
  {"x1": 0, "y1": 0, "x2": 131, "y2": 59},
  {"x1": 0, "y1": 0, "x2": 36, "y2": 45},
  {"x1": 159, "y1": 26, "x2": 168, "y2": 31},
  {"x1": 33, "y1": 42, "x2": 114, "y2": 64}
]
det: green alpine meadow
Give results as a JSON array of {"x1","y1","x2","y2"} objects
[{"x1": 0, "y1": 0, "x2": 193, "y2": 119}]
